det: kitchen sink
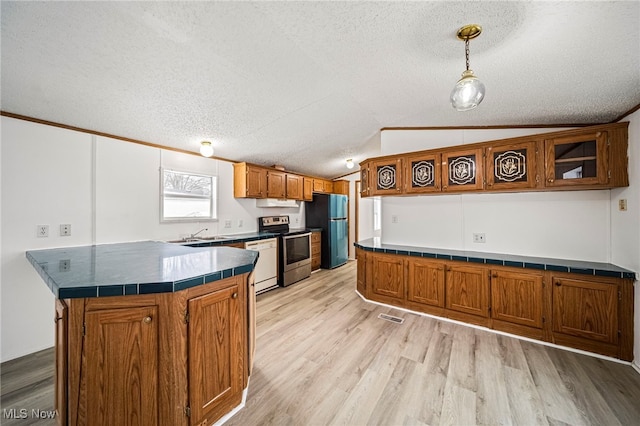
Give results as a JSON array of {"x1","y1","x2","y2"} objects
[{"x1": 168, "y1": 236, "x2": 230, "y2": 244}]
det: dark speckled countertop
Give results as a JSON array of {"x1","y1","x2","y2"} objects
[
  {"x1": 26, "y1": 241, "x2": 258, "y2": 299},
  {"x1": 355, "y1": 238, "x2": 636, "y2": 279}
]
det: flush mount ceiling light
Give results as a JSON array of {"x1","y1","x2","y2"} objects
[
  {"x1": 199, "y1": 141, "x2": 214, "y2": 157},
  {"x1": 450, "y1": 24, "x2": 485, "y2": 112},
  {"x1": 346, "y1": 158, "x2": 355, "y2": 169}
]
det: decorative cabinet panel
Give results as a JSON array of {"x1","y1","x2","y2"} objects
[
  {"x1": 486, "y1": 141, "x2": 539, "y2": 190},
  {"x1": 491, "y1": 269, "x2": 543, "y2": 329},
  {"x1": 371, "y1": 253, "x2": 404, "y2": 301},
  {"x1": 552, "y1": 276, "x2": 618, "y2": 344},
  {"x1": 303, "y1": 177, "x2": 313, "y2": 201},
  {"x1": 371, "y1": 158, "x2": 403, "y2": 195},
  {"x1": 233, "y1": 163, "x2": 267, "y2": 198},
  {"x1": 404, "y1": 153, "x2": 441, "y2": 194},
  {"x1": 333, "y1": 180, "x2": 349, "y2": 195},
  {"x1": 445, "y1": 264, "x2": 490, "y2": 318},
  {"x1": 441, "y1": 148, "x2": 484, "y2": 192},
  {"x1": 407, "y1": 258, "x2": 445, "y2": 307},
  {"x1": 267, "y1": 170, "x2": 286, "y2": 198},
  {"x1": 188, "y1": 285, "x2": 243, "y2": 426},
  {"x1": 285, "y1": 173, "x2": 304, "y2": 200},
  {"x1": 545, "y1": 131, "x2": 609, "y2": 187},
  {"x1": 84, "y1": 305, "x2": 160, "y2": 426},
  {"x1": 359, "y1": 161, "x2": 371, "y2": 197}
]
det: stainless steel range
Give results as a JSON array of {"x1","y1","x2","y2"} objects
[{"x1": 258, "y1": 216, "x2": 311, "y2": 287}]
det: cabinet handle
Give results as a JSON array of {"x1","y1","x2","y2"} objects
[
  {"x1": 548, "y1": 178, "x2": 554, "y2": 183},
  {"x1": 143, "y1": 316, "x2": 152, "y2": 324},
  {"x1": 232, "y1": 292, "x2": 238, "y2": 299},
  {"x1": 491, "y1": 273, "x2": 498, "y2": 278},
  {"x1": 555, "y1": 282, "x2": 561, "y2": 287}
]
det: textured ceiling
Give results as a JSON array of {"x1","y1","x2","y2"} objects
[{"x1": 2, "y1": 1, "x2": 639, "y2": 179}]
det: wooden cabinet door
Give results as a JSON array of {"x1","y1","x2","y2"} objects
[
  {"x1": 407, "y1": 259, "x2": 445, "y2": 307},
  {"x1": 552, "y1": 276, "x2": 618, "y2": 344},
  {"x1": 359, "y1": 162, "x2": 371, "y2": 197},
  {"x1": 442, "y1": 148, "x2": 484, "y2": 192},
  {"x1": 356, "y1": 250, "x2": 366, "y2": 295},
  {"x1": 445, "y1": 264, "x2": 489, "y2": 317},
  {"x1": 55, "y1": 300, "x2": 68, "y2": 425},
  {"x1": 303, "y1": 177, "x2": 313, "y2": 201},
  {"x1": 188, "y1": 285, "x2": 243, "y2": 426},
  {"x1": 84, "y1": 306, "x2": 159, "y2": 426},
  {"x1": 371, "y1": 254, "x2": 404, "y2": 300},
  {"x1": 286, "y1": 174, "x2": 303, "y2": 200},
  {"x1": 486, "y1": 140, "x2": 539, "y2": 190},
  {"x1": 491, "y1": 270, "x2": 543, "y2": 328},
  {"x1": 404, "y1": 153, "x2": 441, "y2": 194},
  {"x1": 323, "y1": 180, "x2": 334, "y2": 193},
  {"x1": 333, "y1": 180, "x2": 349, "y2": 195},
  {"x1": 544, "y1": 131, "x2": 608, "y2": 187},
  {"x1": 267, "y1": 170, "x2": 286, "y2": 198},
  {"x1": 313, "y1": 178, "x2": 325, "y2": 192},
  {"x1": 311, "y1": 231, "x2": 321, "y2": 271},
  {"x1": 371, "y1": 158, "x2": 403, "y2": 195},
  {"x1": 246, "y1": 166, "x2": 267, "y2": 198}
]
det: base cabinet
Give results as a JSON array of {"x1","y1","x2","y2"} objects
[
  {"x1": 311, "y1": 231, "x2": 321, "y2": 271},
  {"x1": 58, "y1": 274, "x2": 251, "y2": 426},
  {"x1": 356, "y1": 250, "x2": 633, "y2": 361}
]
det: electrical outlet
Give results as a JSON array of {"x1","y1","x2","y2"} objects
[
  {"x1": 224, "y1": 220, "x2": 232, "y2": 228},
  {"x1": 473, "y1": 233, "x2": 486, "y2": 243},
  {"x1": 60, "y1": 224, "x2": 71, "y2": 236},
  {"x1": 59, "y1": 259, "x2": 71, "y2": 272},
  {"x1": 392, "y1": 215, "x2": 399, "y2": 223},
  {"x1": 619, "y1": 199, "x2": 627, "y2": 211},
  {"x1": 37, "y1": 225, "x2": 49, "y2": 238},
  {"x1": 238, "y1": 219, "x2": 243, "y2": 228}
]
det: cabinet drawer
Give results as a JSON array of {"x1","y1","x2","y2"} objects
[
  {"x1": 311, "y1": 232, "x2": 321, "y2": 243},
  {"x1": 311, "y1": 244, "x2": 321, "y2": 256}
]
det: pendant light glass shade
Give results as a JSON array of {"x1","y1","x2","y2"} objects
[
  {"x1": 450, "y1": 24, "x2": 485, "y2": 112},
  {"x1": 346, "y1": 158, "x2": 354, "y2": 169},
  {"x1": 450, "y1": 69, "x2": 485, "y2": 111},
  {"x1": 200, "y1": 141, "x2": 214, "y2": 157}
]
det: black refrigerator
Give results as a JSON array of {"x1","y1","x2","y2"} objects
[{"x1": 305, "y1": 193, "x2": 348, "y2": 269}]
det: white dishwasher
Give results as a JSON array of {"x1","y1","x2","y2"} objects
[{"x1": 245, "y1": 238, "x2": 278, "y2": 294}]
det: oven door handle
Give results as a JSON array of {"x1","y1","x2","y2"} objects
[{"x1": 282, "y1": 232, "x2": 312, "y2": 241}]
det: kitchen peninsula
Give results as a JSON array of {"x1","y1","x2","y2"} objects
[
  {"x1": 26, "y1": 241, "x2": 258, "y2": 426},
  {"x1": 355, "y1": 238, "x2": 635, "y2": 361}
]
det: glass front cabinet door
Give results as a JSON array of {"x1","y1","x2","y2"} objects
[
  {"x1": 371, "y1": 158, "x2": 403, "y2": 195},
  {"x1": 404, "y1": 153, "x2": 441, "y2": 194},
  {"x1": 442, "y1": 148, "x2": 484, "y2": 192},
  {"x1": 486, "y1": 140, "x2": 539, "y2": 190},
  {"x1": 544, "y1": 131, "x2": 608, "y2": 187},
  {"x1": 359, "y1": 160, "x2": 371, "y2": 197}
]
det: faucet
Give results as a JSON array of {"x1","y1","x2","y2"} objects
[{"x1": 188, "y1": 228, "x2": 208, "y2": 240}]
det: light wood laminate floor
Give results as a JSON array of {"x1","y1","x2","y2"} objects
[{"x1": 2, "y1": 260, "x2": 640, "y2": 425}]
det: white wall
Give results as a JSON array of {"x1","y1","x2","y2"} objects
[
  {"x1": 380, "y1": 124, "x2": 639, "y2": 365},
  {"x1": 610, "y1": 110, "x2": 640, "y2": 370},
  {"x1": 0, "y1": 116, "x2": 305, "y2": 362}
]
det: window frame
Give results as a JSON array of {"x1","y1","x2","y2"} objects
[{"x1": 160, "y1": 168, "x2": 218, "y2": 223}]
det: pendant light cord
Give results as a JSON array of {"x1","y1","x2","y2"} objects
[{"x1": 465, "y1": 38, "x2": 470, "y2": 71}]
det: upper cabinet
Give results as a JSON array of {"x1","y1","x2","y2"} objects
[
  {"x1": 233, "y1": 163, "x2": 267, "y2": 198},
  {"x1": 359, "y1": 122, "x2": 628, "y2": 197},
  {"x1": 486, "y1": 140, "x2": 539, "y2": 191},
  {"x1": 233, "y1": 162, "x2": 350, "y2": 200},
  {"x1": 544, "y1": 130, "x2": 608, "y2": 187},
  {"x1": 371, "y1": 158, "x2": 403, "y2": 196},
  {"x1": 442, "y1": 148, "x2": 484, "y2": 192},
  {"x1": 404, "y1": 153, "x2": 441, "y2": 194},
  {"x1": 267, "y1": 170, "x2": 286, "y2": 198}
]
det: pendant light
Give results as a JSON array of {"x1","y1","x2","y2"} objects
[
  {"x1": 200, "y1": 141, "x2": 214, "y2": 157},
  {"x1": 450, "y1": 24, "x2": 485, "y2": 111},
  {"x1": 346, "y1": 159, "x2": 354, "y2": 169}
]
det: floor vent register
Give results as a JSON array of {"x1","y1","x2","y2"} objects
[{"x1": 377, "y1": 313, "x2": 405, "y2": 324}]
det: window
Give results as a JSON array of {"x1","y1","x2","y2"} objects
[{"x1": 161, "y1": 169, "x2": 217, "y2": 222}]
